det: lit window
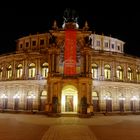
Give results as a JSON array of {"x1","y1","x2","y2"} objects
[
  {"x1": 91, "y1": 63, "x2": 98, "y2": 79},
  {"x1": 0, "y1": 67, "x2": 3, "y2": 80},
  {"x1": 17, "y1": 64, "x2": 23, "y2": 78},
  {"x1": 29, "y1": 63, "x2": 36, "y2": 78},
  {"x1": 41, "y1": 91, "x2": 47, "y2": 99},
  {"x1": 116, "y1": 66, "x2": 123, "y2": 80},
  {"x1": 42, "y1": 62, "x2": 49, "y2": 78},
  {"x1": 104, "y1": 64, "x2": 111, "y2": 79},
  {"x1": 127, "y1": 67, "x2": 132, "y2": 81},
  {"x1": 136, "y1": 69, "x2": 140, "y2": 82},
  {"x1": 7, "y1": 65, "x2": 12, "y2": 79}
]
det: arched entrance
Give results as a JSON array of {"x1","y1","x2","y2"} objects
[{"x1": 61, "y1": 85, "x2": 78, "y2": 113}]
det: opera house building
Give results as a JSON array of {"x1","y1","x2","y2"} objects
[{"x1": 0, "y1": 13, "x2": 140, "y2": 116}]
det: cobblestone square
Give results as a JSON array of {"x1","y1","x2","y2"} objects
[{"x1": 0, "y1": 113, "x2": 140, "y2": 140}]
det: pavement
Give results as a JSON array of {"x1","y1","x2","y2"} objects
[{"x1": 0, "y1": 113, "x2": 140, "y2": 140}]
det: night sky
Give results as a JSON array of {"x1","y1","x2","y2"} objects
[{"x1": 0, "y1": 5, "x2": 140, "y2": 57}]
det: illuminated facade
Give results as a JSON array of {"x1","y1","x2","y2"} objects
[{"x1": 0, "y1": 14, "x2": 140, "y2": 115}]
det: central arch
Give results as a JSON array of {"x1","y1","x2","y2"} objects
[{"x1": 61, "y1": 85, "x2": 78, "y2": 113}]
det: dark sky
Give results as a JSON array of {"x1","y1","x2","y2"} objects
[{"x1": 0, "y1": 5, "x2": 140, "y2": 57}]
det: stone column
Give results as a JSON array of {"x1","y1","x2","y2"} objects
[
  {"x1": 48, "y1": 53, "x2": 52, "y2": 74},
  {"x1": 80, "y1": 55, "x2": 84, "y2": 74},
  {"x1": 24, "y1": 59, "x2": 28, "y2": 79},
  {"x1": 86, "y1": 54, "x2": 88, "y2": 73},
  {"x1": 113, "y1": 60, "x2": 116, "y2": 81},
  {"x1": 88, "y1": 55, "x2": 92, "y2": 78},
  {"x1": 56, "y1": 54, "x2": 59, "y2": 73},
  {"x1": 123, "y1": 63, "x2": 127, "y2": 82},
  {"x1": 99, "y1": 60, "x2": 103, "y2": 80},
  {"x1": 52, "y1": 54, "x2": 54, "y2": 72},
  {"x1": 38, "y1": 59, "x2": 41, "y2": 79},
  {"x1": 13, "y1": 60, "x2": 16, "y2": 79}
]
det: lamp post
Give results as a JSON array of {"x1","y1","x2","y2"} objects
[
  {"x1": 0, "y1": 94, "x2": 8, "y2": 111},
  {"x1": 119, "y1": 96, "x2": 125, "y2": 112},
  {"x1": 13, "y1": 94, "x2": 20, "y2": 111},
  {"x1": 131, "y1": 96, "x2": 137, "y2": 112},
  {"x1": 27, "y1": 94, "x2": 36, "y2": 112}
]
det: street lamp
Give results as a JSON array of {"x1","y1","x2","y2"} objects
[
  {"x1": 0, "y1": 94, "x2": 8, "y2": 111},
  {"x1": 119, "y1": 96, "x2": 125, "y2": 112},
  {"x1": 27, "y1": 94, "x2": 36, "y2": 112},
  {"x1": 131, "y1": 96, "x2": 137, "y2": 112},
  {"x1": 13, "y1": 94, "x2": 20, "y2": 111}
]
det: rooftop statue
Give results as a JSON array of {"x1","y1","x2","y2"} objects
[
  {"x1": 62, "y1": 8, "x2": 79, "y2": 29},
  {"x1": 63, "y1": 8, "x2": 78, "y2": 23}
]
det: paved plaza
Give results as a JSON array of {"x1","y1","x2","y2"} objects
[{"x1": 0, "y1": 113, "x2": 140, "y2": 140}]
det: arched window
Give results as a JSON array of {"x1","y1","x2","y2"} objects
[
  {"x1": 116, "y1": 66, "x2": 123, "y2": 80},
  {"x1": 104, "y1": 64, "x2": 111, "y2": 79},
  {"x1": 91, "y1": 63, "x2": 98, "y2": 79},
  {"x1": 42, "y1": 62, "x2": 49, "y2": 78},
  {"x1": 7, "y1": 65, "x2": 12, "y2": 79},
  {"x1": 0, "y1": 67, "x2": 3, "y2": 80},
  {"x1": 127, "y1": 67, "x2": 132, "y2": 81},
  {"x1": 17, "y1": 64, "x2": 23, "y2": 78},
  {"x1": 136, "y1": 69, "x2": 140, "y2": 82},
  {"x1": 29, "y1": 63, "x2": 36, "y2": 78}
]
